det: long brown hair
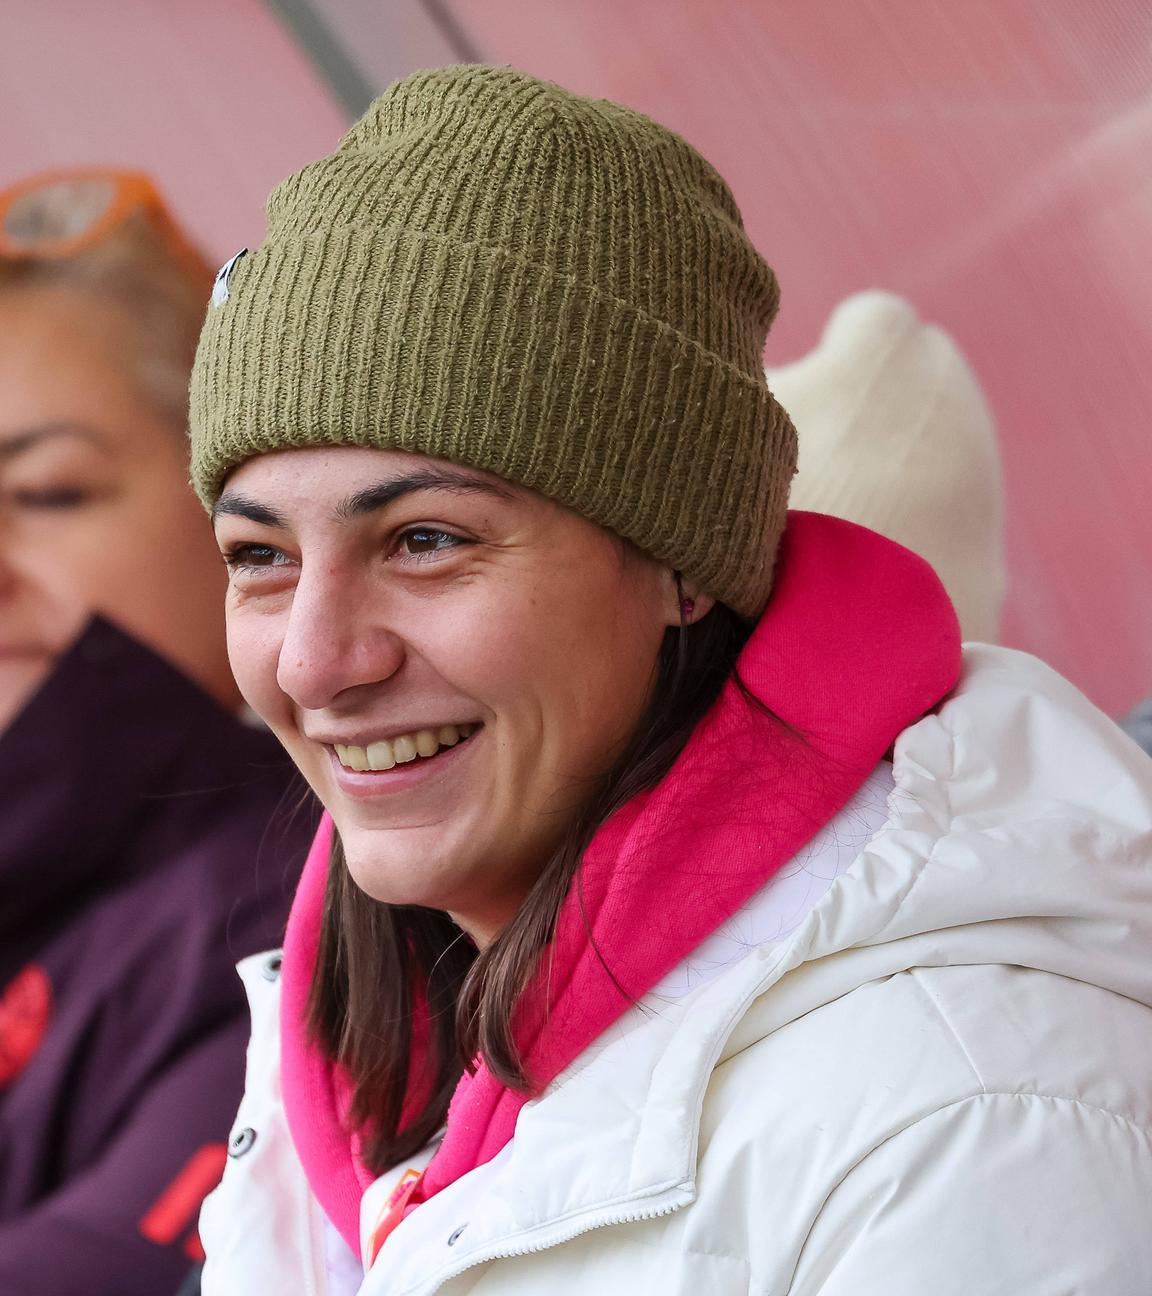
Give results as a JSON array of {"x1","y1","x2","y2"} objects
[{"x1": 308, "y1": 599, "x2": 762, "y2": 1173}]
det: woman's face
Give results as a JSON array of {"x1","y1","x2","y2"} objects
[
  {"x1": 0, "y1": 286, "x2": 238, "y2": 728},
  {"x1": 216, "y1": 446, "x2": 684, "y2": 944}
]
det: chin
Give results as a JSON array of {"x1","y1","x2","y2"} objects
[{"x1": 336, "y1": 821, "x2": 478, "y2": 911}]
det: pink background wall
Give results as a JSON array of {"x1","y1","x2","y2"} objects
[
  {"x1": 0, "y1": 0, "x2": 348, "y2": 260},
  {"x1": 4, "y1": 2, "x2": 1150, "y2": 713}
]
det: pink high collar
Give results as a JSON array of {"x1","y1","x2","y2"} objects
[{"x1": 281, "y1": 512, "x2": 962, "y2": 1253}]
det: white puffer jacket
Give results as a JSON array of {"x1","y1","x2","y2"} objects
[{"x1": 202, "y1": 645, "x2": 1152, "y2": 1294}]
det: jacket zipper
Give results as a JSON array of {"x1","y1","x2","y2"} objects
[{"x1": 397, "y1": 1187, "x2": 693, "y2": 1295}]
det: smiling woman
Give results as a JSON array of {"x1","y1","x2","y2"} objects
[
  {"x1": 215, "y1": 448, "x2": 681, "y2": 937},
  {"x1": 190, "y1": 66, "x2": 1152, "y2": 1296}
]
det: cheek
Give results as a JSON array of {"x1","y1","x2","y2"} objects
[
  {"x1": 548, "y1": 574, "x2": 669, "y2": 759},
  {"x1": 424, "y1": 569, "x2": 664, "y2": 766},
  {"x1": 0, "y1": 538, "x2": 96, "y2": 651},
  {"x1": 423, "y1": 579, "x2": 569, "y2": 702},
  {"x1": 562, "y1": 607, "x2": 665, "y2": 748},
  {"x1": 67, "y1": 494, "x2": 225, "y2": 640},
  {"x1": 225, "y1": 608, "x2": 286, "y2": 720},
  {"x1": 30, "y1": 479, "x2": 213, "y2": 604}
]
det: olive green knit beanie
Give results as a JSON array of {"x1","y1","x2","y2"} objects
[{"x1": 189, "y1": 64, "x2": 796, "y2": 615}]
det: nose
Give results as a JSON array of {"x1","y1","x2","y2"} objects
[{"x1": 275, "y1": 563, "x2": 406, "y2": 711}]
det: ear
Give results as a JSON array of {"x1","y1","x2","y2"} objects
[{"x1": 665, "y1": 569, "x2": 717, "y2": 628}]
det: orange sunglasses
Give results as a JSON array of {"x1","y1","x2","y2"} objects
[{"x1": 0, "y1": 168, "x2": 203, "y2": 272}]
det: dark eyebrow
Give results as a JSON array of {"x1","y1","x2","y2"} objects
[
  {"x1": 211, "y1": 493, "x2": 288, "y2": 528},
  {"x1": 335, "y1": 468, "x2": 516, "y2": 520},
  {"x1": 0, "y1": 421, "x2": 110, "y2": 461}
]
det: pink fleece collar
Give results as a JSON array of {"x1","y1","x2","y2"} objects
[{"x1": 281, "y1": 512, "x2": 962, "y2": 1253}]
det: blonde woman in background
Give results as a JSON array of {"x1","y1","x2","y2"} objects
[{"x1": 0, "y1": 171, "x2": 309, "y2": 1294}]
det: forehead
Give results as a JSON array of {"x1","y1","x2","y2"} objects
[
  {"x1": 0, "y1": 287, "x2": 161, "y2": 455},
  {"x1": 0, "y1": 285, "x2": 128, "y2": 379},
  {"x1": 218, "y1": 445, "x2": 523, "y2": 517}
]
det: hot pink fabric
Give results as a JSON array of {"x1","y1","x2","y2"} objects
[{"x1": 281, "y1": 512, "x2": 962, "y2": 1253}]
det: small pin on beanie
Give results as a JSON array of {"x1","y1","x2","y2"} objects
[{"x1": 189, "y1": 65, "x2": 797, "y2": 615}]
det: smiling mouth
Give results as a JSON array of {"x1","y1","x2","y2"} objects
[{"x1": 333, "y1": 724, "x2": 480, "y2": 772}]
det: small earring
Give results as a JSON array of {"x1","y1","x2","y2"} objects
[{"x1": 674, "y1": 570, "x2": 695, "y2": 624}]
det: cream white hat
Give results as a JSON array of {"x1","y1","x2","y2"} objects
[{"x1": 769, "y1": 292, "x2": 1006, "y2": 643}]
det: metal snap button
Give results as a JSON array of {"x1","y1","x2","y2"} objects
[
  {"x1": 261, "y1": 953, "x2": 283, "y2": 982},
  {"x1": 447, "y1": 1224, "x2": 468, "y2": 1246},
  {"x1": 228, "y1": 1127, "x2": 257, "y2": 1158}
]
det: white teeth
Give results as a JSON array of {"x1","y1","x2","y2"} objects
[{"x1": 334, "y1": 724, "x2": 479, "y2": 771}]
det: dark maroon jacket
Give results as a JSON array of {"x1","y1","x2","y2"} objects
[{"x1": 0, "y1": 618, "x2": 313, "y2": 1294}]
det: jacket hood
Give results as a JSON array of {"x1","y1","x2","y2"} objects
[{"x1": 280, "y1": 511, "x2": 964, "y2": 1252}]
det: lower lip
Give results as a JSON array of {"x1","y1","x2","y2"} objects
[{"x1": 325, "y1": 731, "x2": 479, "y2": 799}]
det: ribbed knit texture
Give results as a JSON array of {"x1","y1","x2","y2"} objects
[{"x1": 189, "y1": 65, "x2": 797, "y2": 615}]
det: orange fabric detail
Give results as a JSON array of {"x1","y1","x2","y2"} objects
[
  {"x1": 139, "y1": 1143, "x2": 228, "y2": 1248},
  {"x1": 0, "y1": 963, "x2": 53, "y2": 1087},
  {"x1": 368, "y1": 1170, "x2": 423, "y2": 1267}
]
